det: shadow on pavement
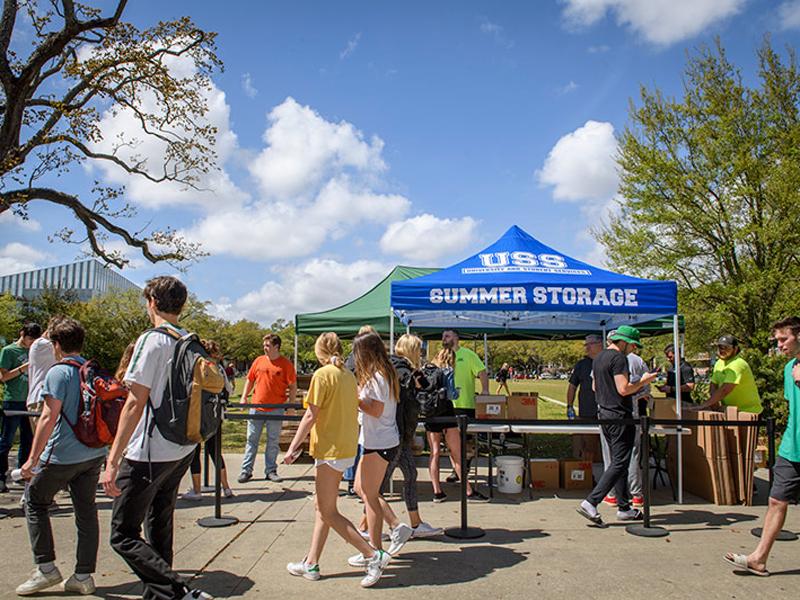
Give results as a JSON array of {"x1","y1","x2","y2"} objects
[
  {"x1": 435, "y1": 528, "x2": 550, "y2": 545},
  {"x1": 651, "y1": 509, "x2": 759, "y2": 530},
  {"x1": 94, "y1": 570, "x2": 255, "y2": 599}
]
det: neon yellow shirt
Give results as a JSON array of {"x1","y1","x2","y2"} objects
[
  {"x1": 454, "y1": 346, "x2": 485, "y2": 409},
  {"x1": 710, "y1": 355, "x2": 762, "y2": 414}
]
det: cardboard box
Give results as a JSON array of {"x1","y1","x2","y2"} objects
[
  {"x1": 559, "y1": 459, "x2": 593, "y2": 490},
  {"x1": 475, "y1": 395, "x2": 507, "y2": 420},
  {"x1": 529, "y1": 458, "x2": 559, "y2": 490},
  {"x1": 651, "y1": 397, "x2": 679, "y2": 421},
  {"x1": 508, "y1": 393, "x2": 538, "y2": 420}
]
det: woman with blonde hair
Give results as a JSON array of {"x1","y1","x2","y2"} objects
[
  {"x1": 285, "y1": 332, "x2": 390, "y2": 587},
  {"x1": 427, "y1": 346, "x2": 481, "y2": 501}
]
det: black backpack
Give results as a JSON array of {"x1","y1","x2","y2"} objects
[
  {"x1": 391, "y1": 355, "x2": 419, "y2": 444},
  {"x1": 415, "y1": 363, "x2": 454, "y2": 418},
  {"x1": 147, "y1": 327, "x2": 225, "y2": 445}
]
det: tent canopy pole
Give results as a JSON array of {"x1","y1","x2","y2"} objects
[
  {"x1": 389, "y1": 307, "x2": 395, "y2": 353},
  {"x1": 673, "y1": 314, "x2": 683, "y2": 504}
]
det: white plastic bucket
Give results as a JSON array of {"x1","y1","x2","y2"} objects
[{"x1": 495, "y1": 455, "x2": 525, "y2": 494}]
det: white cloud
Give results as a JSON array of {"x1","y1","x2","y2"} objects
[
  {"x1": 88, "y1": 53, "x2": 248, "y2": 212},
  {"x1": 557, "y1": 81, "x2": 580, "y2": 95},
  {"x1": 380, "y1": 214, "x2": 479, "y2": 263},
  {"x1": 0, "y1": 212, "x2": 41, "y2": 232},
  {"x1": 587, "y1": 44, "x2": 610, "y2": 53},
  {"x1": 537, "y1": 120, "x2": 619, "y2": 202},
  {"x1": 479, "y1": 17, "x2": 514, "y2": 48},
  {"x1": 340, "y1": 32, "x2": 362, "y2": 60},
  {"x1": 0, "y1": 242, "x2": 49, "y2": 275},
  {"x1": 778, "y1": 1, "x2": 800, "y2": 29},
  {"x1": 560, "y1": 0, "x2": 745, "y2": 46},
  {"x1": 241, "y1": 72, "x2": 258, "y2": 98},
  {"x1": 210, "y1": 258, "x2": 390, "y2": 324}
]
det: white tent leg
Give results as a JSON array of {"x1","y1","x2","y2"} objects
[
  {"x1": 483, "y1": 333, "x2": 489, "y2": 364},
  {"x1": 389, "y1": 306, "x2": 395, "y2": 353},
  {"x1": 293, "y1": 333, "x2": 298, "y2": 373},
  {"x1": 673, "y1": 314, "x2": 683, "y2": 504}
]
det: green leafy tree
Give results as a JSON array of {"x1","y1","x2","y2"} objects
[
  {"x1": 0, "y1": 290, "x2": 22, "y2": 342},
  {"x1": 0, "y1": 0, "x2": 220, "y2": 268},
  {"x1": 599, "y1": 38, "x2": 800, "y2": 355}
]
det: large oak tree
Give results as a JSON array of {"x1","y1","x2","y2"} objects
[{"x1": 0, "y1": 0, "x2": 221, "y2": 268}]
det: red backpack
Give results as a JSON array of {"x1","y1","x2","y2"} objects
[{"x1": 60, "y1": 359, "x2": 129, "y2": 448}]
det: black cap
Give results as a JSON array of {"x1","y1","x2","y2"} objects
[{"x1": 716, "y1": 334, "x2": 738, "y2": 347}]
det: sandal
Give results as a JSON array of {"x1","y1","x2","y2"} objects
[
  {"x1": 576, "y1": 505, "x2": 607, "y2": 528},
  {"x1": 723, "y1": 553, "x2": 770, "y2": 577}
]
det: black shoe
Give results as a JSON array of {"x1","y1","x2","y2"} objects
[
  {"x1": 346, "y1": 485, "x2": 358, "y2": 497},
  {"x1": 467, "y1": 490, "x2": 489, "y2": 502},
  {"x1": 433, "y1": 492, "x2": 447, "y2": 503},
  {"x1": 445, "y1": 472, "x2": 460, "y2": 484},
  {"x1": 237, "y1": 472, "x2": 252, "y2": 484},
  {"x1": 0, "y1": 480, "x2": 8, "y2": 494}
]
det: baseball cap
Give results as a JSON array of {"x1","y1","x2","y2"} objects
[
  {"x1": 609, "y1": 325, "x2": 642, "y2": 347},
  {"x1": 716, "y1": 334, "x2": 738, "y2": 347}
]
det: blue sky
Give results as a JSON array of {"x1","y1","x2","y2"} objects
[{"x1": 1, "y1": 0, "x2": 798, "y2": 324}]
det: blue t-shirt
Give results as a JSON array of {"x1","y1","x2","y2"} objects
[
  {"x1": 41, "y1": 356, "x2": 108, "y2": 466},
  {"x1": 780, "y1": 359, "x2": 800, "y2": 463}
]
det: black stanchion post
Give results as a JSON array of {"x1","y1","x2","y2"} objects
[
  {"x1": 626, "y1": 415, "x2": 668, "y2": 538},
  {"x1": 751, "y1": 417, "x2": 797, "y2": 541},
  {"x1": 203, "y1": 445, "x2": 210, "y2": 490},
  {"x1": 197, "y1": 404, "x2": 239, "y2": 528},
  {"x1": 445, "y1": 414, "x2": 484, "y2": 539}
]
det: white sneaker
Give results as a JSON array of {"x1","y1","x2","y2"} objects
[
  {"x1": 62, "y1": 574, "x2": 96, "y2": 595},
  {"x1": 616, "y1": 508, "x2": 644, "y2": 521},
  {"x1": 412, "y1": 522, "x2": 443, "y2": 538},
  {"x1": 286, "y1": 559, "x2": 321, "y2": 581},
  {"x1": 181, "y1": 589, "x2": 214, "y2": 599},
  {"x1": 388, "y1": 523, "x2": 413, "y2": 555},
  {"x1": 181, "y1": 489, "x2": 203, "y2": 501},
  {"x1": 361, "y1": 550, "x2": 391, "y2": 588},
  {"x1": 358, "y1": 529, "x2": 390, "y2": 542},
  {"x1": 16, "y1": 566, "x2": 63, "y2": 595},
  {"x1": 223, "y1": 488, "x2": 235, "y2": 498},
  {"x1": 348, "y1": 552, "x2": 368, "y2": 567}
]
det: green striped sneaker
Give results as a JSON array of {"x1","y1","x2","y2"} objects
[{"x1": 287, "y1": 559, "x2": 321, "y2": 581}]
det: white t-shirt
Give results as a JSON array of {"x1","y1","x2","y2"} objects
[
  {"x1": 27, "y1": 337, "x2": 56, "y2": 407},
  {"x1": 124, "y1": 324, "x2": 196, "y2": 462},
  {"x1": 358, "y1": 372, "x2": 399, "y2": 450}
]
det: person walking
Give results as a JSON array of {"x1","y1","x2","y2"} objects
[
  {"x1": 101, "y1": 276, "x2": 213, "y2": 600},
  {"x1": 0, "y1": 322, "x2": 41, "y2": 493},
  {"x1": 724, "y1": 317, "x2": 800, "y2": 576},
  {"x1": 15, "y1": 318, "x2": 106, "y2": 596},
  {"x1": 577, "y1": 325, "x2": 657, "y2": 527},
  {"x1": 495, "y1": 362, "x2": 511, "y2": 396},
  {"x1": 284, "y1": 332, "x2": 390, "y2": 587},
  {"x1": 238, "y1": 334, "x2": 297, "y2": 484}
]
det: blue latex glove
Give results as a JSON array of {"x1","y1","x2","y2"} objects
[{"x1": 567, "y1": 406, "x2": 576, "y2": 420}]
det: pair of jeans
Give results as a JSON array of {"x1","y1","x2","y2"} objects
[
  {"x1": 587, "y1": 420, "x2": 635, "y2": 510},
  {"x1": 600, "y1": 422, "x2": 642, "y2": 497},
  {"x1": 110, "y1": 452, "x2": 194, "y2": 600},
  {"x1": 344, "y1": 443, "x2": 364, "y2": 483},
  {"x1": 0, "y1": 401, "x2": 33, "y2": 482},
  {"x1": 26, "y1": 456, "x2": 105, "y2": 573},
  {"x1": 241, "y1": 409, "x2": 283, "y2": 476}
]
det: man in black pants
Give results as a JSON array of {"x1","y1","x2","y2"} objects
[
  {"x1": 101, "y1": 276, "x2": 212, "y2": 600},
  {"x1": 577, "y1": 325, "x2": 657, "y2": 527}
]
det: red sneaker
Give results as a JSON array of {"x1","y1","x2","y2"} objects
[
  {"x1": 602, "y1": 494, "x2": 617, "y2": 507},
  {"x1": 632, "y1": 495, "x2": 644, "y2": 508}
]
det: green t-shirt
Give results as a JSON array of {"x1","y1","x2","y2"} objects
[
  {"x1": 779, "y1": 359, "x2": 800, "y2": 463},
  {"x1": 710, "y1": 355, "x2": 761, "y2": 414},
  {"x1": 453, "y1": 347, "x2": 485, "y2": 409},
  {"x1": 0, "y1": 342, "x2": 28, "y2": 405}
]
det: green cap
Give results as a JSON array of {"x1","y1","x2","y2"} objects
[{"x1": 609, "y1": 325, "x2": 642, "y2": 347}]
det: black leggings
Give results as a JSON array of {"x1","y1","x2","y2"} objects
[
  {"x1": 380, "y1": 443, "x2": 419, "y2": 512},
  {"x1": 189, "y1": 440, "x2": 226, "y2": 476}
]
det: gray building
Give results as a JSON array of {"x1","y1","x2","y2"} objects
[{"x1": 0, "y1": 259, "x2": 140, "y2": 301}]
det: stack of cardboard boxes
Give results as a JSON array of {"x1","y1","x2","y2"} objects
[
  {"x1": 475, "y1": 392, "x2": 539, "y2": 420},
  {"x1": 529, "y1": 458, "x2": 593, "y2": 491}
]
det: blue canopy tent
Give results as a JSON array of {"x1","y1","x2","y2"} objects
[{"x1": 390, "y1": 225, "x2": 686, "y2": 501}]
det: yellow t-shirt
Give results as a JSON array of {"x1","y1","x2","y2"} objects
[
  {"x1": 710, "y1": 355, "x2": 762, "y2": 414},
  {"x1": 304, "y1": 363, "x2": 359, "y2": 460}
]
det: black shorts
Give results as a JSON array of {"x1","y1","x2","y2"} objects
[
  {"x1": 770, "y1": 455, "x2": 800, "y2": 502},
  {"x1": 363, "y1": 446, "x2": 399, "y2": 463},
  {"x1": 424, "y1": 403, "x2": 457, "y2": 434}
]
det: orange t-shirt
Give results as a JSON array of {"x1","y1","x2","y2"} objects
[{"x1": 247, "y1": 355, "x2": 296, "y2": 411}]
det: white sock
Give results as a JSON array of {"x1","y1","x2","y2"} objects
[
  {"x1": 39, "y1": 562, "x2": 56, "y2": 574},
  {"x1": 580, "y1": 500, "x2": 598, "y2": 517},
  {"x1": 74, "y1": 573, "x2": 91, "y2": 581}
]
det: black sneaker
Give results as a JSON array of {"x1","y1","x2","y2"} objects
[
  {"x1": 433, "y1": 492, "x2": 447, "y2": 503},
  {"x1": 346, "y1": 484, "x2": 358, "y2": 497},
  {"x1": 445, "y1": 472, "x2": 460, "y2": 483},
  {"x1": 237, "y1": 472, "x2": 252, "y2": 484},
  {"x1": 467, "y1": 490, "x2": 489, "y2": 502},
  {"x1": 0, "y1": 480, "x2": 8, "y2": 493}
]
